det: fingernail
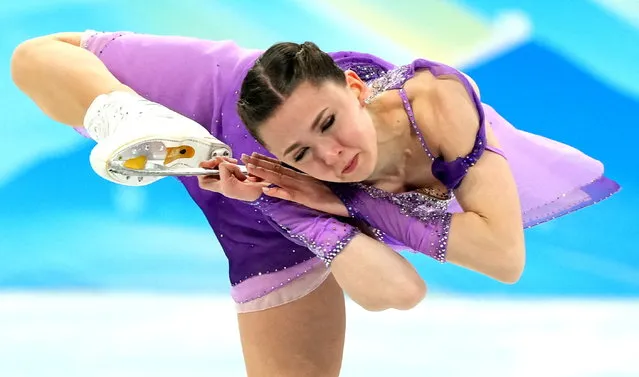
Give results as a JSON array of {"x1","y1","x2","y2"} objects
[
  {"x1": 247, "y1": 163, "x2": 256, "y2": 169},
  {"x1": 262, "y1": 187, "x2": 270, "y2": 192}
]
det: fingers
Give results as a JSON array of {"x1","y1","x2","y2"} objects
[
  {"x1": 199, "y1": 156, "x2": 238, "y2": 169},
  {"x1": 241, "y1": 153, "x2": 281, "y2": 171},
  {"x1": 247, "y1": 153, "x2": 310, "y2": 179},
  {"x1": 249, "y1": 180, "x2": 273, "y2": 188},
  {"x1": 261, "y1": 186, "x2": 295, "y2": 202},
  {"x1": 241, "y1": 153, "x2": 279, "y2": 171},
  {"x1": 250, "y1": 152, "x2": 280, "y2": 164},
  {"x1": 219, "y1": 161, "x2": 244, "y2": 183},
  {"x1": 241, "y1": 154, "x2": 303, "y2": 180},
  {"x1": 220, "y1": 162, "x2": 271, "y2": 188},
  {"x1": 245, "y1": 162, "x2": 290, "y2": 187},
  {"x1": 198, "y1": 157, "x2": 239, "y2": 191},
  {"x1": 246, "y1": 175, "x2": 269, "y2": 184}
]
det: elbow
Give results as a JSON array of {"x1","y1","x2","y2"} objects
[
  {"x1": 497, "y1": 264, "x2": 524, "y2": 285},
  {"x1": 393, "y1": 275, "x2": 427, "y2": 310},
  {"x1": 494, "y1": 242, "x2": 526, "y2": 284},
  {"x1": 358, "y1": 275, "x2": 427, "y2": 312}
]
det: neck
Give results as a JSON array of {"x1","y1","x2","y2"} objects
[{"x1": 363, "y1": 102, "x2": 413, "y2": 187}]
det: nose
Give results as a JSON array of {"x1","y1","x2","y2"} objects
[{"x1": 318, "y1": 141, "x2": 343, "y2": 166}]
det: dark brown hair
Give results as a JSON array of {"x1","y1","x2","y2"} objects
[{"x1": 237, "y1": 41, "x2": 345, "y2": 144}]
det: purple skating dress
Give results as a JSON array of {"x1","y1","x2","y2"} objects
[
  {"x1": 78, "y1": 31, "x2": 620, "y2": 309},
  {"x1": 323, "y1": 60, "x2": 621, "y2": 259}
]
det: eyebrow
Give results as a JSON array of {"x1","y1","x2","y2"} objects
[{"x1": 282, "y1": 107, "x2": 328, "y2": 157}]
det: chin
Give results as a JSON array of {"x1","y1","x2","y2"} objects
[
  {"x1": 325, "y1": 172, "x2": 359, "y2": 184},
  {"x1": 357, "y1": 157, "x2": 376, "y2": 182},
  {"x1": 339, "y1": 176, "x2": 361, "y2": 183},
  {"x1": 344, "y1": 162, "x2": 374, "y2": 183}
]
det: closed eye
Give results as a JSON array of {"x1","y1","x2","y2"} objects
[
  {"x1": 321, "y1": 114, "x2": 335, "y2": 132},
  {"x1": 294, "y1": 147, "x2": 309, "y2": 162},
  {"x1": 293, "y1": 115, "x2": 335, "y2": 163}
]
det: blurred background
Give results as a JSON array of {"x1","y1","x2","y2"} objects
[{"x1": 1, "y1": 1, "x2": 638, "y2": 376}]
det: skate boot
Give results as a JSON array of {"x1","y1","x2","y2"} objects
[{"x1": 84, "y1": 91, "x2": 234, "y2": 186}]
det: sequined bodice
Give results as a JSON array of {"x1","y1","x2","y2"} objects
[
  {"x1": 363, "y1": 65, "x2": 411, "y2": 104},
  {"x1": 357, "y1": 64, "x2": 455, "y2": 206},
  {"x1": 358, "y1": 184, "x2": 451, "y2": 216}
]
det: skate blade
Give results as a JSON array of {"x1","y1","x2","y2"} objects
[{"x1": 108, "y1": 160, "x2": 248, "y2": 177}]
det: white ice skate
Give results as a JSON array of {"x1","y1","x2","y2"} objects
[{"x1": 84, "y1": 91, "x2": 247, "y2": 186}]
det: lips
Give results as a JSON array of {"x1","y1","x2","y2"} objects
[{"x1": 342, "y1": 154, "x2": 359, "y2": 175}]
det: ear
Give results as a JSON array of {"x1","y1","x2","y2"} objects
[{"x1": 344, "y1": 70, "x2": 370, "y2": 106}]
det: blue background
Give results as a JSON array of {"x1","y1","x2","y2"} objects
[
  {"x1": 1, "y1": 0, "x2": 636, "y2": 297},
  {"x1": 2, "y1": 2, "x2": 638, "y2": 376}
]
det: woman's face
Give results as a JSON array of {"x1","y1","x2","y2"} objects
[{"x1": 257, "y1": 71, "x2": 378, "y2": 183}]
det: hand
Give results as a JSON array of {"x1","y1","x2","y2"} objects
[
  {"x1": 197, "y1": 157, "x2": 269, "y2": 202},
  {"x1": 241, "y1": 153, "x2": 350, "y2": 217}
]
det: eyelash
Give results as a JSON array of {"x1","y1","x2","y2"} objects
[
  {"x1": 320, "y1": 114, "x2": 335, "y2": 132},
  {"x1": 294, "y1": 115, "x2": 335, "y2": 162}
]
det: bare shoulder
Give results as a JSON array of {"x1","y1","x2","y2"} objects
[
  {"x1": 405, "y1": 69, "x2": 480, "y2": 99},
  {"x1": 406, "y1": 70, "x2": 480, "y2": 160}
]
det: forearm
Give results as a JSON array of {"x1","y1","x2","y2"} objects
[
  {"x1": 330, "y1": 175, "x2": 523, "y2": 284},
  {"x1": 330, "y1": 233, "x2": 426, "y2": 311},
  {"x1": 10, "y1": 33, "x2": 134, "y2": 127},
  {"x1": 446, "y1": 211, "x2": 524, "y2": 283},
  {"x1": 447, "y1": 152, "x2": 525, "y2": 283},
  {"x1": 252, "y1": 195, "x2": 426, "y2": 311}
]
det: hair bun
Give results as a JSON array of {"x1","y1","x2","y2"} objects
[{"x1": 297, "y1": 41, "x2": 319, "y2": 58}]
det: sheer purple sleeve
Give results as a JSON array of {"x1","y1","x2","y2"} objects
[
  {"x1": 250, "y1": 195, "x2": 360, "y2": 266},
  {"x1": 331, "y1": 184, "x2": 452, "y2": 262}
]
